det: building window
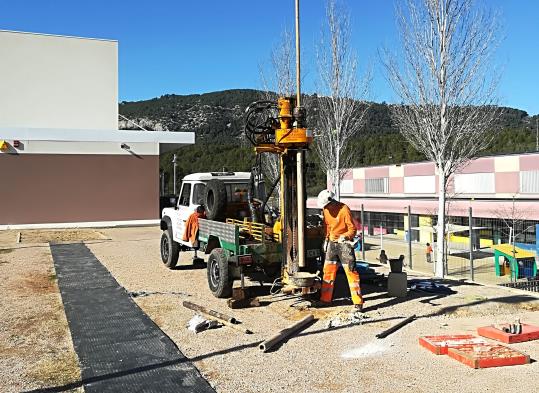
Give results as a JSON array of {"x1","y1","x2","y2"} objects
[
  {"x1": 520, "y1": 170, "x2": 539, "y2": 194},
  {"x1": 454, "y1": 173, "x2": 495, "y2": 194},
  {"x1": 365, "y1": 177, "x2": 389, "y2": 194},
  {"x1": 404, "y1": 175, "x2": 435, "y2": 194}
]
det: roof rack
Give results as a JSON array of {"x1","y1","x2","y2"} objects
[{"x1": 210, "y1": 171, "x2": 235, "y2": 176}]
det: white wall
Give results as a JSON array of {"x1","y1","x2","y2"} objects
[{"x1": 0, "y1": 31, "x2": 117, "y2": 130}]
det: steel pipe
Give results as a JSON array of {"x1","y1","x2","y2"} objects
[
  {"x1": 297, "y1": 150, "x2": 306, "y2": 267},
  {"x1": 259, "y1": 314, "x2": 314, "y2": 352},
  {"x1": 182, "y1": 301, "x2": 237, "y2": 324},
  {"x1": 295, "y1": 0, "x2": 301, "y2": 106},
  {"x1": 376, "y1": 314, "x2": 416, "y2": 339}
]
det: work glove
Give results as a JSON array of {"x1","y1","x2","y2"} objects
[{"x1": 338, "y1": 235, "x2": 347, "y2": 243}]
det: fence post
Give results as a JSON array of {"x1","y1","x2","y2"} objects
[
  {"x1": 469, "y1": 206, "x2": 474, "y2": 281},
  {"x1": 361, "y1": 204, "x2": 365, "y2": 261},
  {"x1": 408, "y1": 205, "x2": 412, "y2": 270}
]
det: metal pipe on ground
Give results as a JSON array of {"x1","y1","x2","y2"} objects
[
  {"x1": 259, "y1": 314, "x2": 314, "y2": 352},
  {"x1": 209, "y1": 316, "x2": 253, "y2": 334},
  {"x1": 376, "y1": 314, "x2": 416, "y2": 339},
  {"x1": 182, "y1": 301, "x2": 253, "y2": 334},
  {"x1": 182, "y1": 301, "x2": 237, "y2": 324}
]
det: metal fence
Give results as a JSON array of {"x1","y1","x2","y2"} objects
[{"x1": 354, "y1": 206, "x2": 539, "y2": 291}]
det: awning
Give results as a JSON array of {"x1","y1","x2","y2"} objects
[
  {"x1": 492, "y1": 244, "x2": 536, "y2": 259},
  {"x1": 411, "y1": 224, "x2": 487, "y2": 234},
  {"x1": 0, "y1": 126, "x2": 194, "y2": 154}
]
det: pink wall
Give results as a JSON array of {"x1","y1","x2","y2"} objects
[
  {"x1": 365, "y1": 166, "x2": 389, "y2": 178},
  {"x1": 460, "y1": 157, "x2": 494, "y2": 174},
  {"x1": 495, "y1": 172, "x2": 520, "y2": 194},
  {"x1": 520, "y1": 154, "x2": 539, "y2": 171},
  {"x1": 390, "y1": 177, "x2": 404, "y2": 193},
  {"x1": 354, "y1": 179, "x2": 365, "y2": 193},
  {"x1": 404, "y1": 162, "x2": 435, "y2": 176}
]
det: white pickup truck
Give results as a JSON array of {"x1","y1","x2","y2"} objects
[
  {"x1": 159, "y1": 171, "x2": 322, "y2": 298},
  {"x1": 159, "y1": 171, "x2": 253, "y2": 268}
]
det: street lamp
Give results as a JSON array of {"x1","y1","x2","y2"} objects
[{"x1": 172, "y1": 154, "x2": 178, "y2": 195}]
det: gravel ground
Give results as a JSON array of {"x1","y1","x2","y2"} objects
[
  {"x1": 86, "y1": 226, "x2": 539, "y2": 393},
  {"x1": 0, "y1": 240, "x2": 82, "y2": 393}
]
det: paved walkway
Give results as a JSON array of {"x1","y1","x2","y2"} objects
[{"x1": 50, "y1": 243, "x2": 215, "y2": 393}]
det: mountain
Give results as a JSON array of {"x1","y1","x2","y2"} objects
[{"x1": 119, "y1": 89, "x2": 539, "y2": 195}]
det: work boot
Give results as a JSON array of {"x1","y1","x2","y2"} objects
[{"x1": 354, "y1": 304, "x2": 364, "y2": 313}]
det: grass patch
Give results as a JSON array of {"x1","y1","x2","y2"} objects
[
  {"x1": 27, "y1": 351, "x2": 80, "y2": 387},
  {"x1": 20, "y1": 229, "x2": 107, "y2": 244}
]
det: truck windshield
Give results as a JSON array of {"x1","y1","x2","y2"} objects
[{"x1": 192, "y1": 183, "x2": 206, "y2": 205}]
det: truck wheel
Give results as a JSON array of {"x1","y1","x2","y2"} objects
[
  {"x1": 205, "y1": 179, "x2": 227, "y2": 221},
  {"x1": 207, "y1": 248, "x2": 232, "y2": 298},
  {"x1": 160, "y1": 230, "x2": 180, "y2": 269}
]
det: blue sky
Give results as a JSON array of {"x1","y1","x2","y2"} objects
[{"x1": 0, "y1": 0, "x2": 537, "y2": 114}]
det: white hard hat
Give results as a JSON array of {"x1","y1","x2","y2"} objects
[{"x1": 317, "y1": 189, "x2": 334, "y2": 208}]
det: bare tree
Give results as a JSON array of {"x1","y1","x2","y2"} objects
[
  {"x1": 260, "y1": 29, "x2": 295, "y2": 100},
  {"x1": 383, "y1": 0, "x2": 502, "y2": 277},
  {"x1": 315, "y1": 0, "x2": 370, "y2": 200},
  {"x1": 258, "y1": 29, "x2": 296, "y2": 203},
  {"x1": 492, "y1": 196, "x2": 535, "y2": 256}
]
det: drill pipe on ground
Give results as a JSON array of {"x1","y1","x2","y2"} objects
[
  {"x1": 259, "y1": 314, "x2": 314, "y2": 352},
  {"x1": 208, "y1": 315, "x2": 253, "y2": 334},
  {"x1": 182, "y1": 301, "x2": 252, "y2": 334},
  {"x1": 376, "y1": 314, "x2": 416, "y2": 339},
  {"x1": 183, "y1": 301, "x2": 237, "y2": 324}
]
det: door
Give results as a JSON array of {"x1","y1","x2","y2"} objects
[{"x1": 174, "y1": 182, "x2": 193, "y2": 243}]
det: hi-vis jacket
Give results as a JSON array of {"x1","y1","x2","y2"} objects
[{"x1": 322, "y1": 201, "x2": 356, "y2": 242}]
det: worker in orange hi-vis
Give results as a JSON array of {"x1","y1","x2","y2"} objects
[{"x1": 317, "y1": 190, "x2": 364, "y2": 312}]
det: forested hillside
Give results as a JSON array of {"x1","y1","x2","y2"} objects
[{"x1": 119, "y1": 89, "x2": 538, "y2": 196}]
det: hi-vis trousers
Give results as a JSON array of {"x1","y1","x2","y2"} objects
[{"x1": 320, "y1": 241, "x2": 364, "y2": 305}]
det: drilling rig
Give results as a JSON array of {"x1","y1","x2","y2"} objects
[
  {"x1": 160, "y1": 0, "x2": 324, "y2": 298},
  {"x1": 243, "y1": 0, "x2": 322, "y2": 294}
]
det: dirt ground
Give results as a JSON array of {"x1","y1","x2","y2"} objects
[
  {"x1": 1, "y1": 226, "x2": 537, "y2": 392},
  {"x1": 82, "y1": 226, "x2": 539, "y2": 393},
  {"x1": 0, "y1": 237, "x2": 82, "y2": 392}
]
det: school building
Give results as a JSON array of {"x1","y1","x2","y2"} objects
[{"x1": 308, "y1": 152, "x2": 539, "y2": 250}]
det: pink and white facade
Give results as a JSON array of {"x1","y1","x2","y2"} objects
[
  {"x1": 308, "y1": 152, "x2": 539, "y2": 221},
  {"x1": 308, "y1": 152, "x2": 539, "y2": 245}
]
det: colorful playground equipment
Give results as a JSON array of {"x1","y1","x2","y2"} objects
[{"x1": 493, "y1": 244, "x2": 537, "y2": 280}]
